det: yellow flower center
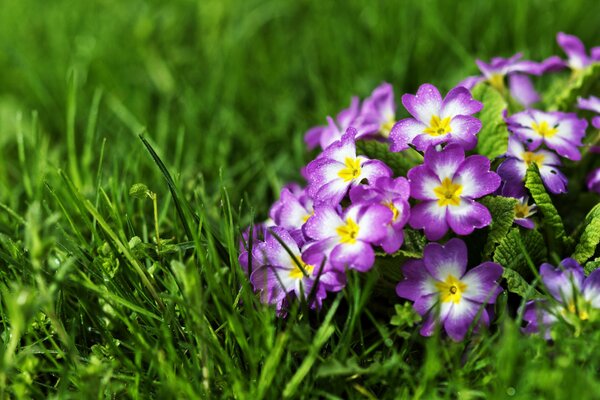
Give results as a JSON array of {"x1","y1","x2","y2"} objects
[
  {"x1": 564, "y1": 300, "x2": 590, "y2": 321},
  {"x1": 380, "y1": 119, "x2": 396, "y2": 138},
  {"x1": 521, "y1": 151, "x2": 545, "y2": 167},
  {"x1": 385, "y1": 201, "x2": 399, "y2": 222},
  {"x1": 514, "y1": 203, "x2": 532, "y2": 219},
  {"x1": 336, "y1": 217, "x2": 360, "y2": 244},
  {"x1": 433, "y1": 177, "x2": 463, "y2": 207},
  {"x1": 289, "y1": 258, "x2": 314, "y2": 280},
  {"x1": 435, "y1": 274, "x2": 468, "y2": 304},
  {"x1": 531, "y1": 121, "x2": 558, "y2": 138},
  {"x1": 338, "y1": 157, "x2": 362, "y2": 182},
  {"x1": 423, "y1": 115, "x2": 452, "y2": 137},
  {"x1": 302, "y1": 211, "x2": 314, "y2": 223},
  {"x1": 488, "y1": 73, "x2": 505, "y2": 91}
]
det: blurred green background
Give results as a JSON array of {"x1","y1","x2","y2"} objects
[{"x1": 0, "y1": 0, "x2": 599, "y2": 214}]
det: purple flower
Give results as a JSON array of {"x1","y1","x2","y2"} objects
[
  {"x1": 250, "y1": 227, "x2": 345, "y2": 311},
  {"x1": 513, "y1": 196, "x2": 537, "y2": 229},
  {"x1": 587, "y1": 168, "x2": 600, "y2": 194},
  {"x1": 543, "y1": 32, "x2": 600, "y2": 72},
  {"x1": 302, "y1": 203, "x2": 393, "y2": 272},
  {"x1": 578, "y1": 95, "x2": 600, "y2": 130},
  {"x1": 389, "y1": 84, "x2": 482, "y2": 152},
  {"x1": 407, "y1": 144, "x2": 501, "y2": 241},
  {"x1": 524, "y1": 258, "x2": 600, "y2": 335},
  {"x1": 349, "y1": 176, "x2": 411, "y2": 254},
  {"x1": 269, "y1": 186, "x2": 314, "y2": 245},
  {"x1": 239, "y1": 222, "x2": 272, "y2": 274},
  {"x1": 497, "y1": 137, "x2": 568, "y2": 196},
  {"x1": 305, "y1": 129, "x2": 392, "y2": 205},
  {"x1": 396, "y1": 239, "x2": 503, "y2": 341},
  {"x1": 459, "y1": 53, "x2": 543, "y2": 107},
  {"x1": 305, "y1": 97, "x2": 360, "y2": 150},
  {"x1": 506, "y1": 110, "x2": 587, "y2": 161},
  {"x1": 355, "y1": 82, "x2": 397, "y2": 138}
]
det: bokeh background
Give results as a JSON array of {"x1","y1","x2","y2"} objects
[{"x1": 0, "y1": 0, "x2": 599, "y2": 217}]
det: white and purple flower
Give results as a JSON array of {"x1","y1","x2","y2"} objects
[
  {"x1": 304, "y1": 97, "x2": 360, "y2": 150},
  {"x1": 349, "y1": 176, "x2": 411, "y2": 254},
  {"x1": 459, "y1": 53, "x2": 543, "y2": 107},
  {"x1": 250, "y1": 227, "x2": 345, "y2": 311},
  {"x1": 497, "y1": 137, "x2": 568, "y2": 196},
  {"x1": 587, "y1": 168, "x2": 600, "y2": 194},
  {"x1": 302, "y1": 203, "x2": 393, "y2": 272},
  {"x1": 512, "y1": 196, "x2": 537, "y2": 230},
  {"x1": 389, "y1": 84, "x2": 483, "y2": 152},
  {"x1": 407, "y1": 144, "x2": 501, "y2": 241},
  {"x1": 506, "y1": 109, "x2": 587, "y2": 161},
  {"x1": 396, "y1": 239, "x2": 503, "y2": 341},
  {"x1": 355, "y1": 82, "x2": 397, "y2": 138},
  {"x1": 305, "y1": 129, "x2": 392, "y2": 205},
  {"x1": 578, "y1": 95, "x2": 600, "y2": 130},
  {"x1": 543, "y1": 32, "x2": 600, "y2": 73},
  {"x1": 269, "y1": 185, "x2": 314, "y2": 245},
  {"x1": 523, "y1": 258, "x2": 600, "y2": 336}
]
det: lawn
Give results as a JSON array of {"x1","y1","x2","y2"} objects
[{"x1": 0, "y1": 0, "x2": 600, "y2": 398}]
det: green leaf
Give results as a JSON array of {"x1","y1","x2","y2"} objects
[
  {"x1": 548, "y1": 63, "x2": 600, "y2": 111},
  {"x1": 493, "y1": 228, "x2": 547, "y2": 280},
  {"x1": 129, "y1": 183, "x2": 150, "y2": 199},
  {"x1": 356, "y1": 139, "x2": 421, "y2": 177},
  {"x1": 525, "y1": 164, "x2": 573, "y2": 250},
  {"x1": 502, "y1": 268, "x2": 541, "y2": 300},
  {"x1": 585, "y1": 259, "x2": 600, "y2": 275},
  {"x1": 471, "y1": 83, "x2": 509, "y2": 159},
  {"x1": 480, "y1": 196, "x2": 518, "y2": 258},
  {"x1": 572, "y1": 203, "x2": 600, "y2": 264}
]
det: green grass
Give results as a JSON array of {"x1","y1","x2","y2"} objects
[{"x1": 1, "y1": 0, "x2": 600, "y2": 398}]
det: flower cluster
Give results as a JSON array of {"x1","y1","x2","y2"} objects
[{"x1": 239, "y1": 32, "x2": 600, "y2": 342}]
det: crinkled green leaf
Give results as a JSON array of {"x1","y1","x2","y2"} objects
[
  {"x1": 585, "y1": 259, "x2": 600, "y2": 275},
  {"x1": 480, "y1": 196, "x2": 518, "y2": 258},
  {"x1": 548, "y1": 63, "x2": 600, "y2": 111},
  {"x1": 502, "y1": 267, "x2": 541, "y2": 300},
  {"x1": 525, "y1": 164, "x2": 573, "y2": 250},
  {"x1": 356, "y1": 139, "x2": 421, "y2": 177},
  {"x1": 572, "y1": 203, "x2": 600, "y2": 264},
  {"x1": 471, "y1": 83, "x2": 509, "y2": 160},
  {"x1": 493, "y1": 228, "x2": 547, "y2": 280}
]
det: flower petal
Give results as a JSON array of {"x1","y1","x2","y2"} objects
[
  {"x1": 389, "y1": 118, "x2": 426, "y2": 152},
  {"x1": 402, "y1": 83, "x2": 442, "y2": 123},
  {"x1": 330, "y1": 241, "x2": 375, "y2": 272},
  {"x1": 423, "y1": 238, "x2": 468, "y2": 281},
  {"x1": 396, "y1": 259, "x2": 437, "y2": 301},
  {"x1": 440, "y1": 86, "x2": 483, "y2": 118},
  {"x1": 454, "y1": 155, "x2": 501, "y2": 199},
  {"x1": 446, "y1": 199, "x2": 492, "y2": 236},
  {"x1": 409, "y1": 201, "x2": 449, "y2": 241},
  {"x1": 461, "y1": 262, "x2": 503, "y2": 303}
]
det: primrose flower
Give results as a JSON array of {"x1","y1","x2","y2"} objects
[
  {"x1": 269, "y1": 186, "x2": 314, "y2": 245},
  {"x1": 305, "y1": 97, "x2": 360, "y2": 150},
  {"x1": 506, "y1": 110, "x2": 587, "y2": 161},
  {"x1": 349, "y1": 176, "x2": 411, "y2": 254},
  {"x1": 523, "y1": 258, "x2": 600, "y2": 336},
  {"x1": 407, "y1": 144, "x2": 501, "y2": 241},
  {"x1": 497, "y1": 137, "x2": 567, "y2": 196},
  {"x1": 512, "y1": 196, "x2": 537, "y2": 229},
  {"x1": 543, "y1": 32, "x2": 600, "y2": 73},
  {"x1": 302, "y1": 203, "x2": 392, "y2": 272},
  {"x1": 355, "y1": 82, "x2": 397, "y2": 138},
  {"x1": 305, "y1": 128, "x2": 392, "y2": 205},
  {"x1": 239, "y1": 222, "x2": 272, "y2": 274},
  {"x1": 588, "y1": 168, "x2": 600, "y2": 194},
  {"x1": 396, "y1": 239, "x2": 503, "y2": 341},
  {"x1": 459, "y1": 53, "x2": 543, "y2": 107},
  {"x1": 389, "y1": 84, "x2": 483, "y2": 152},
  {"x1": 578, "y1": 96, "x2": 600, "y2": 130},
  {"x1": 250, "y1": 227, "x2": 345, "y2": 311}
]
